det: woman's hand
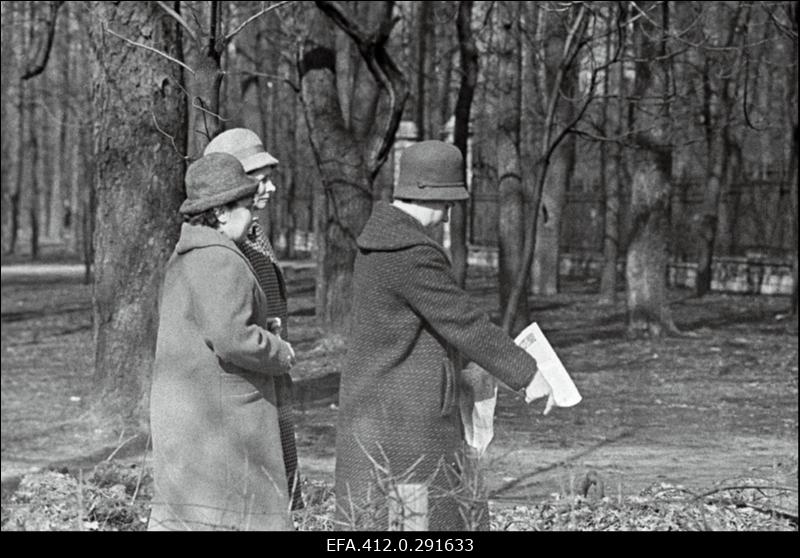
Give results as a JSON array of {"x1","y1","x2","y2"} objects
[{"x1": 524, "y1": 371, "x2": 555, "y2": 415}]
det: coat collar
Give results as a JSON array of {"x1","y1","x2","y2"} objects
[
  {"x1": 357, "y1": 201, "x2": 450, "y2": 260},
  {"x1": 175, "y1": 223, "x2": 259, "y2": 278}
]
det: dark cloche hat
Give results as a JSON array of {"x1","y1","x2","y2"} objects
[
  {"x1": 394, "y1": 140, "x2": 469, "y2": 201},
  {"x1": 180, "y1": 152, "x2": 260, "y2": 215}
]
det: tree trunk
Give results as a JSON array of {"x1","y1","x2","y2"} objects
[
  {"x1": 789, "y1": 123, "x2": 798, "y2": 323},
  {"x1": 495, "y1": 2, "x2": 528, "y2": 334},
  {"x1": 49, "y1": 43, "x2": 69, "y2": 242},
  {"x1": 626, "y1": 152, "x2": 674, "y2": 337},
  {"x1": 9, "y1": 78, "x2": 26, "y2": 256},
  {"x1": 300, "y1": 2, "x2": 408, "y2": 334},
  {"x1": 414, "y1": 1, "x2": 432, "y2": 140},
  {"x1": 450, "y1": 0, "x2": 478, "y2": 288},
  {"x1": 299, "y1": 14, "x2": 373, "y2": 334},
  {"x1": 599, "y1": 7, "x2": 625, "y2": 304},
  {"x1": 29, "y1": 110, "x2": 40, "y2": 260},
  {"x1": 695, "y1": 6, "x2": 744, "y2": 297},
  {"x1": 185, "y1": 3, "x2": 223, "y2": 157},
  {"x1": 87, "y1": 2, "x2": 187, "y2": 425},
  {"x1": 81, "y1": 126, "x2": 94, "y2": 285},
  {"x1": 531, "y1": 10, "x2": 577, "y2": 296},
  {"x1": 695, "y1": 131, "x2": 729, "y2": 297},
  {"x1": 532, "y1": 137, "x2": 574, "y2": 295},
  {"x1": 626, "y1": 1, "x2": 677, "y2": 338}
]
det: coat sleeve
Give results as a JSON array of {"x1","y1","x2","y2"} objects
[
  {"x1": 394, "y1": 245, "x2": 537, "y2": 392},
  {"x1": 184, "y1": 247, "x2": 289, "y2": 376}
]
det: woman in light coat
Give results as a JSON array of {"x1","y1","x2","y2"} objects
[{"x1": 148, "y1": 152, "x2": 296, "y2": 531}]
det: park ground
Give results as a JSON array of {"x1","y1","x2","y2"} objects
[{"x1": 1, "y1": 264, "x2": 797, "y2": 530}]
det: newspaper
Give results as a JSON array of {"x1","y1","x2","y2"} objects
[
  {"x1": 461, "y1": 322, "x2": 581, "y2": 456},
  {"x1": 513, "y1": 322, "x2": 582, "y2": 411}
]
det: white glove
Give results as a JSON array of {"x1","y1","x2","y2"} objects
[{"x1": 524, "y1": 371, "x2": 555, "y2": 415}]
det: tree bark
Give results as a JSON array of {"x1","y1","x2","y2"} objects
[
  {"x1": 695, "y1": 4, "x2": 745, "y2": 297},
  {"x1": 450, "y1": 0, "x2": 478, "y2": 288},
  {"x1": 625, "y1": 1, "x2": 678, "y2": 338},
  {"x1": 495, "y1": 2, "x2": 529, "y2": 334},
  {"x1": 531, "y1": 9, "x2": 577, "y2": 296},
  {"x1": 414, "y1": 1, "x2": 432, "y2": 140},
  {"x1": 185, "y1": 1, "x2": 223, "y2": 157},
  {"x1": 87, "y1": 1, "x2": 187, "y2": 425},
  {"x1": 599, "y1": 12, "x2": 625, "y2": 304},
  {"x1": 30, "y1": 107, "x2": 40, "y2": 260},
  {"x1": 300, "y1": 1, "x2": 408, "y2": 334}
]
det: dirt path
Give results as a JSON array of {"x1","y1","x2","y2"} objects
[{"x1": 2, "y1": 270, "x2": 797, "y2": 510}]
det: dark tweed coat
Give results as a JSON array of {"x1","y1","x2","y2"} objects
[
  {"x1": 148, "y1": 223, "x2": 293, "y2": 531},
  {"x1": 334, "y1": 202, "x2": 537, "y2": 531},
  {"x1": 238, "y1": 220, "x2": 303, "y2": 510}
]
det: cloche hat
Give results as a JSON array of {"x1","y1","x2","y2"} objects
[
  {"x1": 180, "y1": 152, "x2": 260, "y2": 215},
  {"x1": 204, "y1": 128, "x2": 279, "y2": 172},
  {"x1": 394, "y1": 140, "x2": 469, "y2": 201}
]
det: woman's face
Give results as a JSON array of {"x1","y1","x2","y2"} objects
[
  {"x1": 425, "y1": 201, "x2": 453, "y2": 226},
  {"x1": 217, "y1": 197, "x2": 255, "y2": 242},
  {"x1": 249, "y1": 165, "x2": 277, "y2": 210}
]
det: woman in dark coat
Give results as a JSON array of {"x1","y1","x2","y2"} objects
[
  {"x1": 148, "y1": 153, "x2": 296, "y2": 531},
  {"x1": 334, "y1": 141, "x2": 540, "y2": 531},
  {"x1": 205, "y1": 128, "x2": 303, "y2": 510}
]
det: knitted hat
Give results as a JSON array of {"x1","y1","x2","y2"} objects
[
  {"x1": 180, "y1": 152, "x2": 260, "y2": 215},
  {"x1": 204, "y1": 128, "x2": 279, "y2": 172},
  {"x1": 394, "y1": 140, "x2": 469, "y2": 201}
]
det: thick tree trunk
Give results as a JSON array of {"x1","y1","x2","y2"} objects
[
  {"x1": 300, "y1": 2, "x2": 408, "y2": 334},
  {"x1": 184, "y1": 3, "x2": 223, "y2": 157},
  {"x1": 626, "y1": 151, "x2": 675, "y2": 337},
  {"x1": 625, "y1": 2, "x2": 677, "y2": 338},
  {"x1": 87, "y1": 2, "x2": 186, "y2": 425},
  {"x1": 299, "y1": 17, "x2": 372, "y2": 334}
]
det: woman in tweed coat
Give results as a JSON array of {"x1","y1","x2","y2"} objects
[
  {"x1": 205, "y1": 128, "x2": 303, "y2": 510},
  {"x1": 149, "y1": 153, "x2": 296, "y2": 531},
  {"x1": 334, "y1": 141, "x2": 540, "y2": 531}
]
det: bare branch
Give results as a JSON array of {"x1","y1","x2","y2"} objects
[
  {"x1": 105, "y1": 26, "x2": 195, "y2": 75},
  {"x1": 314, "y1": 0, "x2": 370, "y2": 44},
  {"x1": 227, "y1": 69, "x2": 299, "y2": 92},
  {"x1": 224, "y1": 1, "x2": 293, "y2": 45},
  {"x1": 21, "y1": 1, "x2": 65, "y2": 80},
  {"x1": 315, "y1": 1, "x2": 408, "y2": 178},
  {"x1": 152, "y1": 110, "x2": 189, "y2": 160},
  {"x1": 156, "y1": 1, "x2": 198, "y2": 43}
]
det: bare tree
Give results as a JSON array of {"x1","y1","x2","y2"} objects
[
  {"x1": 531, "y1": 4, "x2": 579, "y2": 296},
  {"x1": 298, "y1": 0, "x2": 408, "y2": 333},
  {"x1": 450, "y1": 0, "x2": 479, "y2": 288},
  {"x1": 625, "y1": 1, "x2": 679, "y2": 338},
  {"x1": 599, "y1": 3, "x2": 627, "y2": 304},
  {"x1": 694, "y1": 3, "x2": 750, "y2": 297},
  {"x1": 494, "y1": 1, "x2": 530, "y2": 334},
  {"x1": 501, "y1": 2, "x2": 592, "y2": 333}
]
